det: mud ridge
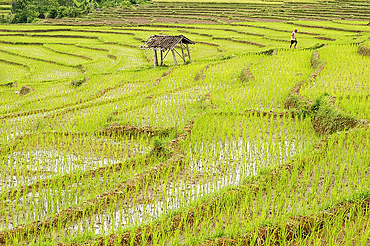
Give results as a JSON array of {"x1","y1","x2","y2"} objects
[
  {"x1": 74, "y1": 29, "x2": 136, "y2": 36},
  {"x1": 213, "y1": 110, "x2": 297, "y2": 119},
  {"x1": 285, "y1": 49, "x2": 364, "y2": 135},
  {"x1": 80, "y1": 186, "x2": 259, "y2": 246},
  {"x1": 181, "y1": 26, "x2": 264, "y2": 38},
  {"x1": 194, "y1": 197, "x2": 370, "y2": 246},
  {"x1": 155, "y1": 67, "x2": 174, "y2": 86},
  {"x1": 239, "y1": 65, "x2": 254, "y2": 82},
  {"x1": 0, "y1": 33, "x2": 99, "y2": 39},
  {"x1": 0, "y1": 48, "x2": 84, "y2": 69},
  {"x1": 75, "y1": 45, "x2": 109, "y2": 52},
  {"x1": 43, "y1": 91, "x2": 150, "y2": 119},
  {"x1": 0, "y1": 81, "x2": 17, "y2": 87},
  {"x1": 180, "y1": 30, "x2": 213, "y2": 37},
  {"x1": 0, "y1": 28, "x2": 71, "y2": 33},
  {"x1": 284, "y1": 49, "x2": 325, "y2": 111},
  {"x1": 0, "y1": 40, "x2": 44, "y2": 45},
  {"x1": 195, "y1": 41, "x2": 219, "y2": 47},
  {"x1": 357, "y1": 43, "x2": 370, "y2": 56},
  {"x1": 111, "y1": 28, "x2": 163, "y2": 32},
  {"x1": 95, "y1": 124, "x2": 174, "y2": 137},
  {"x1": 104, "y1": 42, "x2": 137, "y2": 49},
  {"x1": 194, "y1": 64, "x2": 210, "y2": 81},
  {"x1": 212, "y1": 37, "x2": 265, "y2": 47},
  {"x1": 315, "y1": 36, "x2": 336, "y2": 41},
  {"x1": 43, "y1": 45, "x2": 93, "y2": 60},
  {"x1": 0, "y1": 79, "x2": 149, "y2": 120},
  {"x1": 289, "y1": 22, "x2": 363, "y2": 33},
  {"x1": 230, "y1": 23, "x2": 319, "y2": 37},
  {"x1": 0, "y1": 58, "x2": 30, "y2": 69},
  {"x1": 0, "y1": 157, "x2": 137, "y2": 204}
]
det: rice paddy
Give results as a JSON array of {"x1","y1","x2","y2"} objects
[{"x1": 0, "y1": 1, "x2": 370, "y2": 245}]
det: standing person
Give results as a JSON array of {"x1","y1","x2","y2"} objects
[{"x1": 290, "y1": 29, "x2": 298, "y2": 49}]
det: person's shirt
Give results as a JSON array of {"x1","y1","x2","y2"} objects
[{"x1": 291, "y1": 31, "x2": 296, "y2": 40}]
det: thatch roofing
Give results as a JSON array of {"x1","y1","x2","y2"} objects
[{"x1": 140, "y1": 35, "x2": 194, "y2": 51}]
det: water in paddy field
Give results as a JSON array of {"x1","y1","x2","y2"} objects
[
  {"x1": 0, "y1": 142, "x2": 151, "y2": 229},
  {"x1": 65, "y1": 131, "x2": 311, "y2": 235},
  {"x1": 0, "y1": 149, "x2": 123, "y2": 190},
  {"x1": 0, "y1": 113, "x2": 47, "y2": 146},
  {"x1": 1, "y1": 133, "x2": 151, "y2": 189}
]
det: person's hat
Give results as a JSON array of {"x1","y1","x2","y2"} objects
[{"x1": 295, "y1": 29, "x2": 298, "y2": 32}]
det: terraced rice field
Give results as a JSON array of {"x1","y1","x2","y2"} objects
[
  {"x1": 0, "y1": 1, "x2": 370, "y2": 245},
  {"x1": 0, "y1": 0, "x2": 11, "y2": 17},
  {"x1": 41, "y1": 0, "x2": 370, "y2": 26}
]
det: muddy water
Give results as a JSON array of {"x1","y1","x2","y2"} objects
[{"x1": 62, "y1": 133, "x2": 312, "y2": 236}]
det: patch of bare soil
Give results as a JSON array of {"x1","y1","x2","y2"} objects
[
  {"x1": 43, "y1": 14, "x2": 218, "y2": 25},
  {"x1": 42, "y1": 18, "x2": 128, "y2": 26},
  {"x1": 239, "y1": 66, "x2": 254, "y2": 82},
  {"x1": 0, "y1": 59, "x2": 29, "y2": 68},
  {"x1": 289, "y1": 215, "x2": 370, "y2": 245},
  {"x1": 194, "y1": 64, "x2": 210, "y2": 81},
  {"x1": 155, "y1": 67, "x2": 174, "y2": 86},
  {"x1": 292, "y1": 23, "x2": 360, "y2": 33},
  {"x1": 0, "y1": 81, "x2": 17, "y2": 87},
  {"x1": 246, "y1": 18, "x2": 285, "y2": 23},
  {"x1": 248, "y1": 198, "x2": 370, "y2": 246},
  {"x1": 154, "y1": 17, "x2": 218, "y2": 25},
  {"x1": 95, "y1": 124, "x2": 174, "y2": 137},
  {"x1": 316, "y1": 36, "x2": 336, "y2": 41},
  {"x1": 284, "y1": 50, "x2": 324, "y2": 110},
  {"x1": 358, "y1": 44, "x2": 370, "y2": 56}
]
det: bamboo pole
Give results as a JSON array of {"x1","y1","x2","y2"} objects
[
  {"x1": 153, "y1": 49, "x2": 158, "y2": 67},
  {"x1": 186, "y1": 43, "x2": 191, "y2": 61},
  {"x1": 180, "y1": 41, "x2": 186, "y2": 62},
  {"x1": 172, "y1": 49, "x2": 177, "y2": 65},
  {"x1": 160, "y1": 50, "x2": 163, "y2": 66}
]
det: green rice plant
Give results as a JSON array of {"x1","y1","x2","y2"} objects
[
  {"x1": 1, "y1": 18, "x2": 369, "y2": 245},
  {"x1": 301, "y1": 44, "x2": 370, "y2": 120},
  {"x1": 211, "y1": 49, "x2": 313, "y2": 112}
]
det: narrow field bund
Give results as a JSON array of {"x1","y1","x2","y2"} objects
[{"x1": 193, "y1": 194, "x2": 370, "y2": 245}]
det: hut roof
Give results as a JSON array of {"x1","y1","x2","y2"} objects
[{"x1": 140, "y1": 35, "x2": 194, "y2": 51}]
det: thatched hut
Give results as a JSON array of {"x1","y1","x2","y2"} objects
[{"x1": 141, "y1": 35, "x2": 195, "y2": 66}]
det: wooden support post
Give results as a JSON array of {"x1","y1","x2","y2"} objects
[
  {"x1": 180, "y1": 41, "x2": 186, "y2": 62},
  {"x1": 186, "y1": 43, "x2": 191, "y2": 61},
  {"x1": 172, "y1": 49, "x2": 177, "y2": 65},
  {"x1": 160, "y1": 49, "x2": 163, "y2": 66},
  {"x1": 153, "y1": 49, "x2": 158, "y2": 67}
]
